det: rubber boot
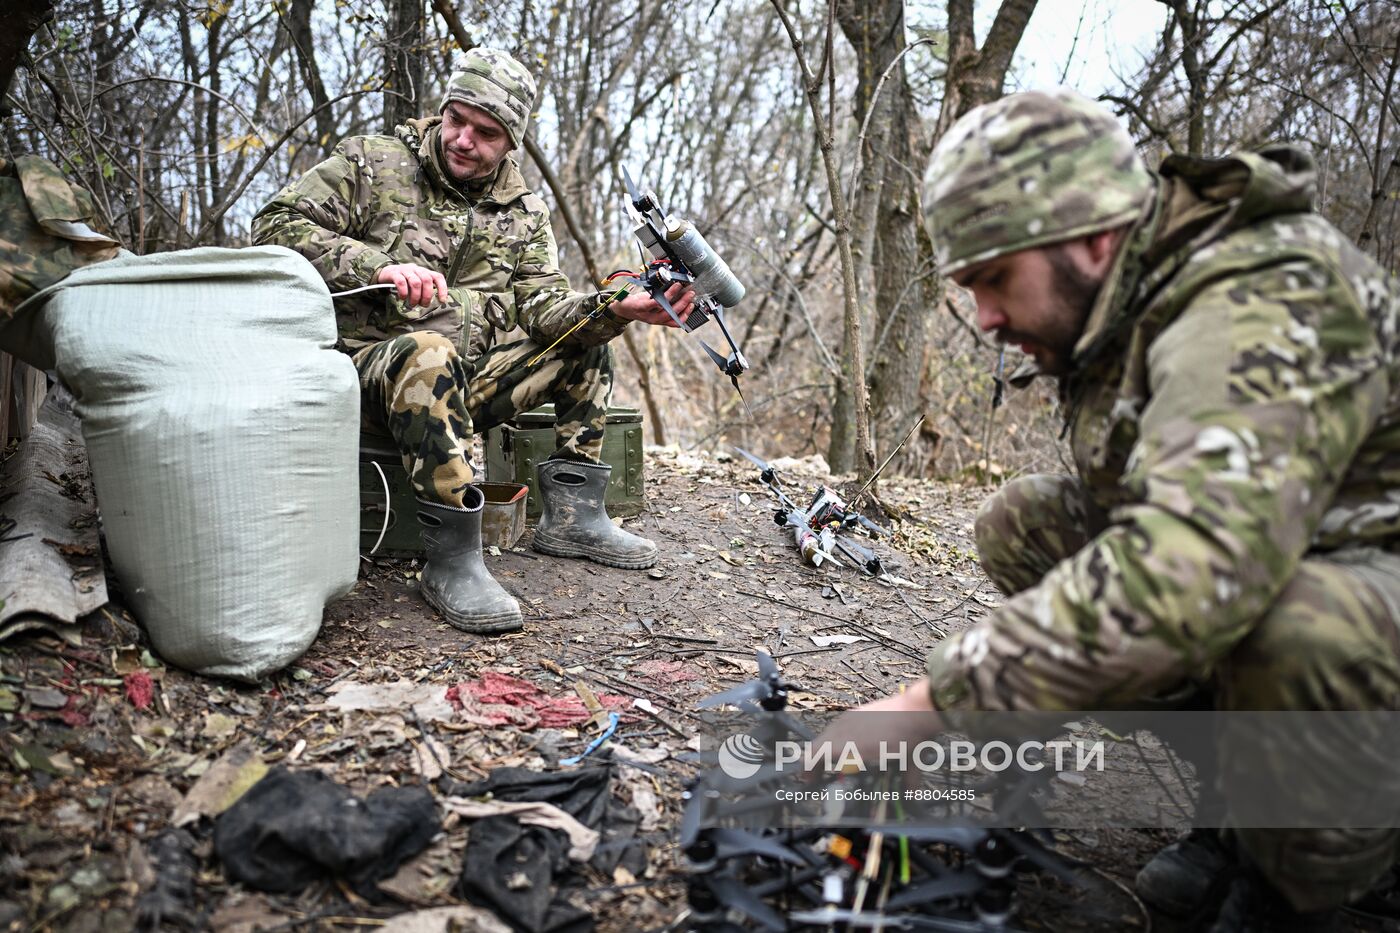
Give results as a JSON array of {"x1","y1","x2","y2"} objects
[
  {"x1": 531, "y1": 458, "x2": 658, "y2": 569},
  {"x1": 1135, "y1": 829, "x2": 1234, "y2": 919},
  {"x1": 1208, "y1": 871, "x2": 1340, "y2": 933},
  {"x1": 417, "y1": 488, "x2": 523, "y2": 633}
]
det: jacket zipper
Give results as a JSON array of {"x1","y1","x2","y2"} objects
[{"x1": 444, "y1": 204, "x2": 475, "y2": 354}]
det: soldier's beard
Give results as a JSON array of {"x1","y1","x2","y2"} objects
[
  {"x1": 443, "y1": 146, "x2": 495, "y2": 182},
  {"x1": 1026, "y1": 246, "x2": 1102, "y2": 377}
]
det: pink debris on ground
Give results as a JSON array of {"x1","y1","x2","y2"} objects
[
  {"x1": 59, "y1": 692, "x2": 88, "y2": 728},
  {"x1": 633, "y1": 659, "x2": 700, "y2": 683},
  {"x1": 454, "y1": 671, "x2": 630, "y2": 729},
  {"x1": 123, "y1": 671, "x2": 154, "y2": 710}
]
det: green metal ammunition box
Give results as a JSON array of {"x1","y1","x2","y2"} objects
[
  {"x1": 359, "y1": 437, "x2": 422, "y2": 557},
  {"x1": 485, "y1": 405, "x2": 645, "y2": 518}
]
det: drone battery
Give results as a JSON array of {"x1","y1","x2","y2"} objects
[{"x1": 682, "y1": 304, "x2": 710, "y2": 329}]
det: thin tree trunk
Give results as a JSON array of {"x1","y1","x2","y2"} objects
[
  {"x1": 1358, "y1": 32, "x2": 1400, "y2": 254},
  {"x1": 205, "y1": 16, "x2": 226, "y2": 243},
  {"x1": 285, "y1": 0, "x2": 337, "y2": 160},
  {"x1": 771, "y1": 0, "x2": 875, "y2": 483},
  {"x1": 383, "y1": 0, "x2": 424, "y2": 131},
  {"x1": 838, "y1": 0, "x2": 939, "y2": 472},
  {"x1": 0, "y1": 0, "x2": 54, "y2": 102}
]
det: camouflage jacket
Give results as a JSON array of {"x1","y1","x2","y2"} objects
[
  {"x1": 928, "y1": 146, "x2": 1400, "y2": 711},
  {"x1": 251, "y1": 118, "x2": 626, "y2": 360},
  {"x1": 0, "y1": 156, "x2": 120, "y2": 322}
]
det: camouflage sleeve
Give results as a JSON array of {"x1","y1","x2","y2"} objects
[
  {"x1": 512, "y1": 212, "x2": 628, "y2": 347},
  {"x1": 250, "y1": 141, "x2": 395, "y2": 292},
  {"x1": 926, "y1": 258, "x2": 1390, "y2": 711}
]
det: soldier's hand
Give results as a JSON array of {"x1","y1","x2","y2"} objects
[
  {"x1": 610, "y1": 283, "x2": 693, "y2": 326},
  {"x1": 377, "y1": 263, "x2": 449, "y2": 307},
  {"x1": 804, "y1": 678, "x2": 944, "y2": 781}
]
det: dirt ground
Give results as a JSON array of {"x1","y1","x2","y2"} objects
[{"x1": 0, "y1": 447, "x2": 1393, "y2": 932}]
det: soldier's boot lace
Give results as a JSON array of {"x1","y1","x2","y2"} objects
[
  {"x1": 1135, "y1": 829, "x2": 1234, "y2": 919},
  {"x1": 531, "y1": 458, "x2": 657, "y2": 570},
  {"x1": 417, "y1": 489, "x2": 523, "y2": 633}
]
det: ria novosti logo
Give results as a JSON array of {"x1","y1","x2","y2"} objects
[
  {"x1": 714, "y1": 732, "x2": 1107, "y2": 779},
  {"x1": 717, "y1": 733, "x2": 766, "y2": 779}
]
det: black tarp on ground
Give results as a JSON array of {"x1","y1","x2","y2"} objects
[
  {"x1": 444, "y1": 765, "x2": 645, "y2": 933},
  {"x1": 214, "y1": 766, "x2": 439, "y2": 900}
]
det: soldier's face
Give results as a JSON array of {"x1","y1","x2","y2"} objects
[
  {"x1": 954, "y1": 241, "x2": 1104, "y2": 377},
  {"x1": 440, "y1": 102, "x2": 513, "y2": 182}
]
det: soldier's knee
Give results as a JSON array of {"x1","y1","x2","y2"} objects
[
  {"x1": 402, "y1": 330, "x2": 457, "y2": 357},
  {"x1": 1235, "y1": 827, "x2": 1398, "y2": 912},
  {"x1": 974, "y1": 474, "x2": 1085, "y2": 556},
  {"x1": 1218, "y1": 559, "x2": 1400, "y2": 711},
  {"x1": 390, "y1": 331, "x2": 463, "y2": 378}
]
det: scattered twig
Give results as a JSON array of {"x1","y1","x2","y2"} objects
[
  {"x1": 892, "y1": 585, "x2": 945, "y2": 638},
  {"x1": 734, "y1": 588, "x2": 923, "y2": 661},
  {"x1": 631, "y1": 701, "x2": 688, "y2": 739},
  {"x1": 771, "y1": 646, "x2": 836, "y2": 661},
  {"x1": 841, "y1": 658, "x2": 882, "y2": 693}
]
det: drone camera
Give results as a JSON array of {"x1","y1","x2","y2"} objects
[
  {"x1": 975, "y1": 836, "x2": 1017, "y2": 879},
  {"x1": 684, "y1": 837, "x2": 718, "y2": 869}
]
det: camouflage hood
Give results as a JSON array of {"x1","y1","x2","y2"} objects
[
  {"x1": 1149, "y1": 144, "x2": 1317, "y2": 263},
  {"x1": 1073, "y1": 144, "x2": 1321, "y2": 365},
  {"x1": 394, "y1": 116, "x2": 531, "y2": 207}
]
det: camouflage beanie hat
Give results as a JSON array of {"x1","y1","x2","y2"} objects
[
  {"x1": 924, "y1": 88, "x2": 1153, "y2": 275},
  {"x1": 439, "y1": 48, "x2": 538, "y2": 149}
]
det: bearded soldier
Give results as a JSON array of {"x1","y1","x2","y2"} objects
[
  {"x1": 253, "y1": 48, "x2": 687, "y2": 634},
  {"x1": 824, "y1": 89, "x2": 1400, "y2": 929}
]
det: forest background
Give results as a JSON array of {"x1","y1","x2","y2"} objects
[{"x1": 2, "y1": 0, "x2": 1396, "y2": 483}]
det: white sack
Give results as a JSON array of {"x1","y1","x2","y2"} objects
[{"x1": 27, "y1": 246, "x2": 358, "y2": 681}]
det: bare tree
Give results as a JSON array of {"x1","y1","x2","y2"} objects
[
  {"x1": 934, "y1": 0, "x2": 1037, "y2": 139},
  {"x1": 771, "y1": 0, "x2": 876, "y2": 481},
  {"x1": 0, "y1": 0, "x2": 56, "y2": 102},
  {"x1": 837, "y1": 0, "x2": 942, "y2": 476},
  {"x1": 1109, "y1": 0, "x2": 1400, "y2": 271},
  {"x1": 383, "y1": 0, "x2": 424, "y2": 131}
]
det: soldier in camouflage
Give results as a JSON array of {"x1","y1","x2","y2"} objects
[
  {"x1": 0, "y1": 155, "x2": 120, "y2": 327},
  {"x1": 825, "y1": 89, "x2": 1400, "y2": 929},
  {"x1": 253, "y1": 48, "x2": 687, "y2": 633}
]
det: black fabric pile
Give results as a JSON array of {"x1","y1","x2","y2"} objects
[
  {"x1": 213, "y1": 766, "x2": 440, "y2": 900},
  {"x1": 443, "y1": 765, "x2": 645, "y2": 933}
]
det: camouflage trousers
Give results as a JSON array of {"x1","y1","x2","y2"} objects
[
  {"x1": 353, "y1": 330, "x2": 613, "y2": 508},
  {"x1": 977, "y1": 474, "x2": 1400, "y2": 912}
]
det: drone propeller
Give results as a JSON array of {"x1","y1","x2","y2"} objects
[
  {"x1": 679, "y1": 782, "x2": 709, "y2": 848},
  {"x1": 883, "y1": 871, "x2": 986, "y2": 910},
  {"x1": 695, "y1": 681, "x2": 767, "y2": 713},
  {"x1": 620, "y1": 164, "x2": 647, "y2": 211},
  {"x1": 706, "y1": 872, "x2": 788, "y2": 932},
  {"x1": 697, "y1": 651, "x2": 797, "y2": 713},
  {"x1": 1000, "y1": 830, "x2": 1086, "y2": 886},
  {"x1": 707, "y1": 827, "x2": 811, "y2": 865}
]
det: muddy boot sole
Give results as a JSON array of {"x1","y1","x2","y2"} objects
[
  {"x1": 422, "y1": 586, "x2": 523, "y2": 633},
  {"x1": 531, "y1": 529, "x2": 658, "y2": 570}
]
